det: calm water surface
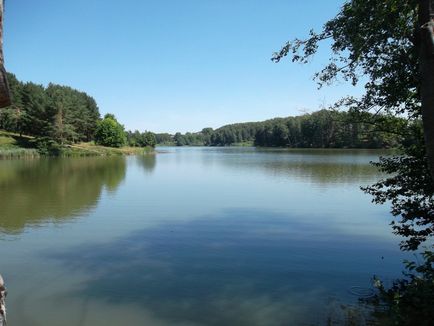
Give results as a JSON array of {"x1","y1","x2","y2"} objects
[{"x1": 0, "y1": 147, "x2": 406, "y2": 325}]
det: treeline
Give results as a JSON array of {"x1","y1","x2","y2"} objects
[
  {"x1": 165, "y1": 109, "x2": 410, "y2": 148},
  {"x1": 0, "y1": 73, "x2": 155, "y2": 151},
  {"x1": 253, "y1": 110, "x2": 407, "y2": 148}
]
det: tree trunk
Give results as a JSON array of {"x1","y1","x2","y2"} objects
[
  {"x1": 420, "y1": 0, "x2": 434, "y2": 181},
  {"x1": 0, "y1": 274, "x2": 6, "y2": 326},
  {"x1": 0, "y1": 0, "x2": 10, "y2": 108},
  {"x1": 0, "y1": 3, "x2": 8, "y2": 324}
]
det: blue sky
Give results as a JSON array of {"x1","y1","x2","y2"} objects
[{"x1": 4, "y1": 0, "x2": 361, "y2": 133}]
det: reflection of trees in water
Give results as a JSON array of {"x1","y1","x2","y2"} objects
[
  {"x1": 212, "y1": 149, "x2": 384, "y2": 184},
  {"x1": 257, "y1": 161, "x2": 381, "y2": 184},
  {"x1": 135, "y1": 154, "x2": 156, "y2": 174},
  {"x1": 0, "y1": 157, "x2": 126, "y2": 233}
]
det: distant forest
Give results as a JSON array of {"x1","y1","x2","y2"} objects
[{"x1": 157, "y1": 109, "x2": 414, "y2": 148}]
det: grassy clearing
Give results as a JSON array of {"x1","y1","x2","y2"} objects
[
  {"x1": 0, "y1": 131, "x2": 40, "y2": 159},
  {"x1": 0, "y1": 130, "x2": 36, "y2": 149}
]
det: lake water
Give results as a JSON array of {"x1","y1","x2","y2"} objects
[{"x1": 0, "y1": 147, "x2": 407, "y2": 325}]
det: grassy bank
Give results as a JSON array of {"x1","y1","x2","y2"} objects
[
  {"x1": 0, "y1": 131, "x2": 40, "y2": 159},
  {"x1": 0, "y1": 130, "x2": 154, "y2": 159}
]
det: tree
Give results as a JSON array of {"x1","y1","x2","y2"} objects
[
  {"x1": 419, "y1": 1, "x2": 434, "y2": 181},
  {"x1": 94, "y1": 114, "x2": 126, "y2": 148},
  {"x1": 21, "y1": 82, "x2": 54, "y2": 137},
  {"x1": 142, "y1": 131, "x2": 156, "y2": 148},
  {"x1": 0, "y1": 0, "x2": 10, "y2": 108},
  {"x1": 201, "y1": 127, "x2": 214, "y2": 146},
  {"x1": 273, "y1": 0, "x2": 434, "y2": 251},
  {"x1": 126, "y1": 130, "x2": 157, "y2": 147},
  {"x1": 0, "y1": 73, "x2": 101, "y2": 144},
  {"x1": 155, "y1": 133, "x2": 173, "y2": 145},
  {"x1": 1, "y1": 4, "x2": 10, "y2": 323},
  {"x1": 273, "y1": 2, "x2": 434, "y2": 323}
]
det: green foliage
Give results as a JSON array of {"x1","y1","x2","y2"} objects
[
  {"x1": 0, "y1": 73, "x2": 159, "y2": 155},
  {"x1": 272, "y1": 0, "x2": 419, "y2": 117},
  {"x1": 168, "y1": 110, "x2": 407, "y2": 148},
  {"x1": 94, "y1": 114, "x2": 126, "y2": 148},
  {"x1": 126, "y1": 130, "x2": 156, "y2": 148},
  {"x1": 210, "y1": 122, "x2": 260, "y2": 146},
  {"x1": 273, "y1": 0, "x2": 434, "y2": 324},
  {"x1": 173, "y1": 132, "x2": 205, "y2": 146},
  {"x1": 366, "y1": 249, "x2": 434, "y2": 326},
  {"x1": 35, "y1": 136, "x2": 61, "y2": 156},
  {"x1": 273, "y1": 0, "x2": 432, "y2": 250},
  {"x1": 0, "y1": 73, "x2": 101, "y2": 143},
  {"x1": 254, "y1": 110, "x2": 407, "y2": 148},
  {"x1": 155, "y1": 133, "x2": 174, "y2": 145},
  {"x1": 201, "y1": 128, "x2": 214, "y2": 146},
  {"x1": 46, "y1": 83, "x2": 99, "y2": 143},
  {"x1": 363, "y1": 142, "x2": 434, "y2": 251},
  {"x1": 142, "y1": 132, "x2": 156, "y2": 148}
]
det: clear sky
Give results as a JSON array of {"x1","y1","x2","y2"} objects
[{"x1": 4, "y1": 0, "x2": 361, "y2": 133}]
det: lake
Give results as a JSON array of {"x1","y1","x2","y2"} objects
[{"x1": 0, "y1": 147, "x2": 407, "y2": 325}]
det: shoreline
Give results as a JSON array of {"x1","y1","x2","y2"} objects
[{"x1": 0, "y1": 130, "x2": 154, "y2": 159}]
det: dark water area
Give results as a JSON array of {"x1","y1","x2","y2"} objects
[{"x1": 0, "y1": 148, "x2": 407, "y2": 325}]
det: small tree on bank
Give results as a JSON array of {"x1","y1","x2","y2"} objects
[{"x1": 94, "y1": 114, "x2": 126, "y2": 148}]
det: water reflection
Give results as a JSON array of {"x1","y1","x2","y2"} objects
[
  {"x1": 225, "y1": 150, "x2": 384, "y2": 185},
  {"x1": 0, "y1": 157, "x2": 126, "y2": 233},
  {"x1": 169, "y1": 147, "x2": 384, "y2": 185},
  {"x1": 135, "y1": 154, "x2": 156, "y2": 174},
  {"x1": 51, "y1": 209, "x2": 402, "y2": 326},
  {"x1": 236, "y1": 160, "x2": 380, "y2": 185}
]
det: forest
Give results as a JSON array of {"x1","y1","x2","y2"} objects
[
  {"x1": 0, "y1": 73, "x2": 100, "y2": 143},
  {"x1": 166, "y1": 109, "x2": 412, "y2": 148},
  {"x1": 0, "y1": 73, "x2": 156, "y2": 153}
]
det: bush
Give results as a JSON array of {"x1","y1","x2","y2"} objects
[{"x1": 94, "y1": 114, "x2": 126, "y2": 148}]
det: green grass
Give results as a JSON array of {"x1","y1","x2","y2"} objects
[
  {"x1": 0, "y1": 130, "x2": 36, "y2": 149},
  {"x1": 0, "y1": 131, "x2": 40, "y2": 158}
]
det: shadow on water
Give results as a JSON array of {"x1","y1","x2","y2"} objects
[
  {"x1": 50, "y1": 208, "x2": 402, "y2": 326},
  {"x1": 0, "y1": 157, "x2": 126, "y2": 233}
]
